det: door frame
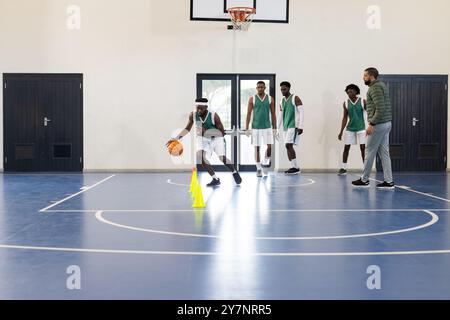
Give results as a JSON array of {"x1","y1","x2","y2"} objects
[
  {"x1": 237, "y1": 74, "x2": 276, "y2": 172},
  {"x1": 196, "y1": 73, "x2": 276, "y2": 172},
  {"x1": 3, "y1": 73, "x2": 84, "y2": 172}
]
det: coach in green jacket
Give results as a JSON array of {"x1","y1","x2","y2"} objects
[{"x1": 352, "y1": 68, "x2": 395, "y2": 189}]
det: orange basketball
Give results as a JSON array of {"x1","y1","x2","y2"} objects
[{"x1": 168, "y1": 140, "x2": 183, "y2": 157}]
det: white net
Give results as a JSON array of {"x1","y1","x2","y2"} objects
[{"x1": 228, "y1": 7, "x2": 256, "y2": 31}]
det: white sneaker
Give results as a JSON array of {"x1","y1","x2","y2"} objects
[{"x1": 262, "y1": 159, "x2": 271, "y2": 168}]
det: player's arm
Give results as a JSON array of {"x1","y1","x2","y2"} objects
[
  {"x1": 338, "y1": 103, "x2": 349, "y2": 141},
  {"x1": 277, "y1": 102, "x2": 283, "y2": 130},
  {"x1": 214, "y1": 113, "x2": 226, "y2": 137},
  {"x1": 362, "y1": 99, "x2": 368, "y2": 128},
  {"x1": 295, "y1": 96, "x2": 304, "y2": 135},
  {"x1": 166, "y1": 112, "x2": 194, "y2": 146},
  {"x1": 245, "y1": 96, "x2": 254, "y2": 131},
  {"x1": 270, "y1": 96, "x2": 277, "y2": 130}
]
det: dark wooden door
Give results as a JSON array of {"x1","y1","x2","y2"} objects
[
  {"x1": 377, "y1": 75, "x2": 448, "y2": 171},
  {"x1": 3, "y1": 75, "x2": 44, "y2": 171},
  {"x1": 3, "y1": 74, "x2": 83, "y2": 172},
  {"x1": 42, "y1": 75, "x2": 84, "y2": 171}
]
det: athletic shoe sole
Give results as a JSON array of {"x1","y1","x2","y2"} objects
[
  {"x1": 352, "y1": 184, "x2": 370, "y2": 188},
  {"x1": 207, "y1": 181, "x2": 221, "y2": 187}
]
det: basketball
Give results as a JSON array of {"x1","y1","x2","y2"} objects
[{"x1": 168, "y1": 140, "x2": 183, "y2": 157}]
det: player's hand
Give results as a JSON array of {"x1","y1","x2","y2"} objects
[
  {"x1": 366, "y1": 125, "x2": 374, "y2": 136},
  {"x1": 273, "y1": 129, "x2": 280, "y2": 141},
  {"x1": 296, "y1": 128, "x2": 304, "y2": 136},
  {"x1": 338, "y1": 133, "x2": 343, "y2": 141},
  {"x1": 245, "y1": 129, "x2": 251, "y2": 137}
]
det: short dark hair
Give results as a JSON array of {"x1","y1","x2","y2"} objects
[
  {"x1": 365, "y1": 67, "x2": 379, "y2": 79},
  {"x1": 257, "y1": 81, "x2": 266, "y2": 86},
  {"x1": 345, "y1": 84, "x2": 360, "y2": 95},
  {"x1": 195, "y1": 98, "x2": 208, "y2": 103},
  {"x1": 280, "y1": 81, "x2": 291, "y2": 88}
]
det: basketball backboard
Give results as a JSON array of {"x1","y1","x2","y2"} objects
[{"x1": 190, "y1": 0, "x2": 289, "y2": 23}]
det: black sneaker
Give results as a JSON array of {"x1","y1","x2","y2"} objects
[
  {"x1": 338, "y1": 168, "x2": 347, "y2": 176},
  {"x1": 232, "y1": 172, "x2": 242, "y2": 185},
  {"x1": 286, "y1": 168, "x2": 301, "y2": 175},
  {"x1": 207, "y1": 178, "x2": 221, "y2": 187},
  {"x1": 377, "y1": 181, "x2": 395, "y2": 190},
  {"x1": 352, "y1": 178, "x2": 370, "y2": 188}
]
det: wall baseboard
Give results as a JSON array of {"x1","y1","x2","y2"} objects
[
  {"x1": 1, "y1": 168, "x2": 447, "y2": 173},
  {"x1": 83, "y1": 169, "x2": 369, "y2": 174}
]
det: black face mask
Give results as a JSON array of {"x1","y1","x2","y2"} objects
[{"x1": 365, "y1": 80, "x2": 371, "y2": 85}]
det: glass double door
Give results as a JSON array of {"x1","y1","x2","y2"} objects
[{"x1": 197, "y1": 74, "x2": 276, "y2": 172}]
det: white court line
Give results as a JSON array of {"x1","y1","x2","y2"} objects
[
  {"x1": 166, "y1": 179, "x2": 190, "y2": 187},
  {"x1": 39, "y1": 175, "x2": 116, "y2": 212},
  {"x1": 167, "y1": 178, "x2": 316, "y2": 188},
  {"x1": 95, "y1": 210, "x2": 439, "y2": 240},
  {"x1": 368, "y1": 177, "x2": 450, "y2": 203},
  {"x1": 43, "y1": 208, "x2": 450, "y2": 213},
  {"x1": 397, "y1": 186, "x2": 450, "y2": 203},
  {"x1": 3, "y1": 242, "x2": 450, "y2": 256},
  {"x1": 271, "y1": 179, "x2": 315, "y2": 188}
]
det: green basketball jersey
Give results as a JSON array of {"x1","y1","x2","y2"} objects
[
  {"x1": 252, "y1": 95, "x2": 271, "y2": 129},
  {"x1": 346, "y1": 97, "x2": 365, "y2": 132},
  {"x1": 282, "y1": 95, "x2": 296, "y2": 130},
  {"x1": 195, "y1": 111, "x2": 217, "y2": 131}
]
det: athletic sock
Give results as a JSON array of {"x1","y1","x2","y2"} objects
[
  {"x1": 232, "y1": 170, "x2": 237, "y2": 174},
  {"x1": 212, "y1": 175, "x2": 219, "y2": 180},
  {"x1": 256, "y1": 163, "x2": 262, "y2": 170},
  {"x1": 342, "y1": 163, "x2": 348, "y2": 170},
  {"x1": 291, "y1": 159, "x2": 298, "y2": 169}
]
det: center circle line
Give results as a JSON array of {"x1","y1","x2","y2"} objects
[{"x1": 95, "y1": 210, "x2": 438, "y2": 240}]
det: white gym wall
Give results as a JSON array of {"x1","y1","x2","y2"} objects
[{"x1": 0, "y1": 0, "x2": 449, "y2": 171}]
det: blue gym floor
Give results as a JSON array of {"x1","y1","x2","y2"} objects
[{"x1": 1, "y1": 171, "x2": 450, "y2": 300}]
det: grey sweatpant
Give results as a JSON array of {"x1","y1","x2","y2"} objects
[{"x1": 362, "y1": 121, "x2": 393, "y2": 183}]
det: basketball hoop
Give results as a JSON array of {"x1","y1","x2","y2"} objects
[{"x1": 228, "y1": 7, "x2": 256, "y2": 31}]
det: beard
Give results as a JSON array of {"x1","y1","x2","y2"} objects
[{"x1": 365, "y1": 80, "x2": 371, "y2": 85}]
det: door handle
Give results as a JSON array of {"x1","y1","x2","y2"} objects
[
  {"x1": 225, "y1": 126, "x2": 237, "y2": 135},
  {"x1": 412, "y1": 118, "x2": 419, "y2": 127},
  {"x1": 44, "y1": 117, "x2": 52, "y2": 127}
]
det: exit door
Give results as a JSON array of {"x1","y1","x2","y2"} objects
[
  {"x1": 3, "y1": 74, "x2": 84, "y2": 172},
  {"x1": 377, "y1": 75, "x2": 448, "y2": 171},
  {"x1": 197, "y1": 73, "x2": 276, "y2": 172}
]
